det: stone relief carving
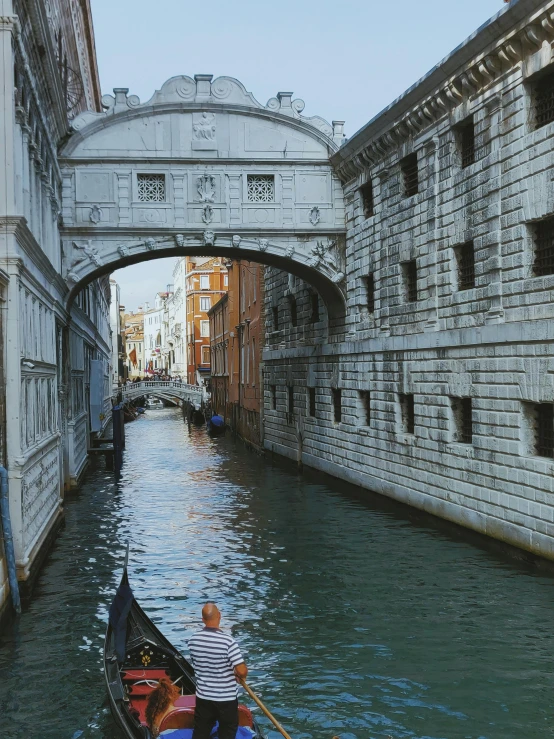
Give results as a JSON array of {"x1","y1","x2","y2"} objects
[
  {"x1": 258, "y1": 238, "x2": 269, "y2": 252},
  {"x1": 117, "y1": 243, "x2": 130, "y2": 258},
  {"x1": 232, "y1": 235, "x2": 242, "y2": 247},
  {"x1": 285, "y1": 244, "x2": 295, "y2": 258},
  {"x1": 89, "y1": 205, "x2": 102, "y2": 223},
  {"x1": 71, "y1": 240, "x2": 103, "y2": 268},
  {"x1": 203, "y1": 230, "x2": 215, "y2": 247},
  {"x1": 197, "y1": 174, "x2": 216, "y2": 202},
  {"x1": 144, "y1": 238, "x2": 156, "y2": 250},
  {"x1": 175, "y1": 234, "x2": 185, "y2": 247},
  {"x1": 309, "y1": 206, "x2": 321, "y2": 226},
  {"x1": 193, "y1": 112, "x2": 216, "y2": 141},
  {"x1": 202, "y1": 204, "x2": 214, "y2": 224}
]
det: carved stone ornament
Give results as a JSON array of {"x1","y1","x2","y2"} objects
[
  {"x1": 67, "y1": 271, "x2": 79, "y2": 284},
  {"x1": 308, "y1": 240, "x2": 338, "y2": 271},
  {"x1": 285, "y1": 244, "x2": 295, "y2": 258},
  {"x1": 89, "y1": 205, "x2": 102, "y2": 224},
  {"x1": 117, "y1": 243, "x2": 130, "y2": 258},
  {"x1": 175, "y1": 234, "x2": 185, "y2": 247},
  {"x1": 202, "y1": 204, "x2": 214, "y2": 224},
  {"x1": 145, "y1": 238, "x2": 156, "y2": 250},
  {"x1": 258, "y1": 238, "x2": 269, "y2": 252},
  {"x1": 197, "y1": 174, "x2": 216, "y2": 202},
  {"x1": 309, "y1": 206, "x2": 321, "y2": 226},
  {"x1": 203, "y1": 230, "x2": 215, "y2": 247},
  {"x1": 72, "y1": 240, "x2": 103, "y2": 267},
  {"x1": 232, "y1": 235, "x2": 242, "y2": 247},
  {"x1": 193, "y1": 112, "x2": 216, "y2": 141}
]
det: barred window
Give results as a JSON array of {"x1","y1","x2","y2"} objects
[
  {"x1": 399, "y1": 393, "x2": 415, "y2": 434},
  {"x1": 272, "y1": 306, "x2": 279, "y2": 331},
  {"x1": 457, "y1": 117, "x2": 476, "y2": 168},
  {"x1": 452, "y1": 397, "x2": 473, "y2": 444},
  {"x1": 402, "y1": 260, "x2": 418, "y2": 303},
  {"x1": 288, "y1": 295, "x2": 297, "y2": 327},
  {"x1": 288, "y1": 385, "x2": 294, "y2": 420},
  {"x1": 533, "y1": 216, "x2": 554, "y2": 277},
  {"x1": 332, "y1": 388, "x2": 342, "y2": 423},
  {"x1": 455, "y1": 241, "x2": 475, "y2": 290},
  {"x1": 534, "y1": 403, "x2": 554, "y2": 458},
  {"x1": 534, "y1": 69, "x2": 554, "y2": 129},
  {"x1": 270, "y1": 385, "x2": 277, "y2": 411},
  {"x1": 308, "y1": 387, "x2": 316, "y2": 417},
  {"x1": 360, "y1": 180, "x2": 374, "y2": 218},
  {"x1": 310, "y1": 291, "x2": 320, "y2": 323},
  {"x1": 401, "y1": 153, "x2": 419, "y2": 197},
  {"x1": 360, "y1": 390, "x2": 371, "y2": 426},
  {"x1": 247, "y1": 175, "x2": 275, "y2": 202},
  {"x1": 137, "y1": 173, "x2": 165, "y2": 202},
  {"x1": 365, "y1": 274, "x2": 375, "y2": 313}
]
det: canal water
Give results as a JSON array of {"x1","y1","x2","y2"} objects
[{"x1": 1, "y1": 408, "x2": 554, "y2": 739}]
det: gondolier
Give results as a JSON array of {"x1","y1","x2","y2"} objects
[{"x1": 188, "y1": 602, "x2": 248, "y2": 739}]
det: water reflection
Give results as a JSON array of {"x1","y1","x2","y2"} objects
[{"x1": 1, "y1": 408, "x2": 554, "y2": 739}]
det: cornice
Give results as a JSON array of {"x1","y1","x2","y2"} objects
[{"x1": 331, "y1": 0, "x2": 554, "y2": 183}]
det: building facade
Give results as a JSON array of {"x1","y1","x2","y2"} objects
[
  {"x1": 124, "y1": 309, "x2": 145, "y2": 378},
  {"x1": 263, "y1": 0, "x2": 554, "y2": 560},
  {"x1": 185, "y1": 257, "x2": 227, "y2": 385},
  {"x1": 0, "y1": 0, "x2": 111, "y2": 621}
]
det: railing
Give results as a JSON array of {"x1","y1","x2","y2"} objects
[{"x1": 120, "y1": 380, "x2": 204, "y2": 399}]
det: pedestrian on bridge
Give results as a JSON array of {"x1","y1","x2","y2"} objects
[{"x1": 188, "y1": 602, "x2": 248, "y2": 739}]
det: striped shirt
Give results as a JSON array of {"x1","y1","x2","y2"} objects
[{"x1": 188, "y1": 627, "x2": 244, "y2": 701}]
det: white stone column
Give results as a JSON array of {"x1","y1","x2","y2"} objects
[{"x1": 0, "y1": 7, "x2": 16, "y2": 217}]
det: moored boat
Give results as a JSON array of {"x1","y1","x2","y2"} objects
[{"x1": 105, "y1": 554, "x2": 265, "y2": 739}]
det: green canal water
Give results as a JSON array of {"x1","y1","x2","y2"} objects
[{"x1": 1, "y1": 408, "x2": 553, "y2": 739}]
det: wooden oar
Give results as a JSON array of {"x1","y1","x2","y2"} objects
[{"x1": 239, "y1": 678, "x2": 294, "y2": 739}]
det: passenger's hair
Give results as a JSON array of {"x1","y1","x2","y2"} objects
[{"x1": 145, "y1": 677, "x2": 181, "y2": 737}]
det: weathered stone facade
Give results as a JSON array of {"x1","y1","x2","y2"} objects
[{"x1": 263, "y1": 0, "x2": 554, "y2": 560}]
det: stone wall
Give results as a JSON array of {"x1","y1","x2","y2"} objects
[{"x1": 263, "y1": 0, "x2": 554, "y2": 560}]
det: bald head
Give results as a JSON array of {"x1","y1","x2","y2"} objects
[{"x1": 202, "y1": 602, "x2": 221, "y2": 627}]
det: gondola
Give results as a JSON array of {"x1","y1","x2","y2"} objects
[
  {"x1": 207, "y1": 415, "x2": 227, "y2": 438},
  {"x1": 105, "y1": 552, "x2": 265, "y2": 739}
]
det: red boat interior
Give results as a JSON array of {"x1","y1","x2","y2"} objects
[{"x1": 122, "y1": 669, "x2": 254, "y2": 732}]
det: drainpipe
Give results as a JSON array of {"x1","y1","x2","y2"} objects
[{"x1": 0, "y1": 466, "x2": 21, "y2": 614}]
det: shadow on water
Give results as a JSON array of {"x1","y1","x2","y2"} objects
[{"x1": 1, "y1": 407, "x2": 554, "y2": 739}]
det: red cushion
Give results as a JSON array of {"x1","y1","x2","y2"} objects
[
  {"x1": 159, "y1": 708, "x2": 195, "y2": 732},
  {"x1": 175, "y1": 695, "x2": 196, "y2": 708}
]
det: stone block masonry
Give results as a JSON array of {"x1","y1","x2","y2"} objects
[{"x1": 263, "y1": 0, "x2": 554, "y2": 561}]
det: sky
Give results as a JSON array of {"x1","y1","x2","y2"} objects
[{"x1": 99, "y1": 0, "x2": 505, "y2": 311}]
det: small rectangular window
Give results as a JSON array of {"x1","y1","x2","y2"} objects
[
  {"x1": 270, "y1": 385, "x2": 277, "y2": 411},
  {"x1": 272, "y1": 305, "x2": 279, "y2": 330},
  {"x1": 534, "y1": 403, "x2": 554, "y2": 457},
  {"x1": 200, "y1": 275, "x2": 210, "y2": 290},
  {"x1": 224, "y1": 275, "x2": 228, "y2": 287},
  {"x1": 365, "y1": 274, "x2": 375, "y2": 313},
  {"x1": 200, "y1": 320, "x2": 210, "y2": 337},
  {"x1": 360, "y1": 390, "x2": 371, "y2": 426},
  {"x1": 533, "y1": 216, "x2": 554, "y2": 277},
  {"x1": 401, "y1": 153, "x2": 419, "y2": 197},
  {"x1": 247, "y1": 174, "x2": 275, "y2": 202},
  {"x1": 201, "y1": 346, "x2": 210, "y2": 364},
  {"x1": 200, "y1": 296, "x2": 211, "y2": 311},
  {"x1": 137, "y1": 173, "x2": 166, "y2": 202},
  {"x1": 399, "y1": 393, "x2": 415, "y2": 434},
  {"x1": 332, "y1": 388, "x2": 342, "y2": 423},
  {"x1": 310, "y1": 292, "x2": 320, "y2": 323},
  {"x1": 534, "y1": 69, "x2": 554, "y2": 129},
  {"x1": 402, "y1": 260, "x2": 418, "y2": 303},
  {"x1": 452, "y1": 396, "x2": 473, "y2": 443},
  {"x1": 288, "y1": 296, "x2": 297, "y2": 327},
  {"x1": 308, "y1": 387, "x2": 316, "y2": 417},
  {"x1": 360, "y1": 180, "x2": 374, "y2": 218},
  {"x1": 457, "y1": 117, "x2": 476, "y2": 168},
  {"x1": 455, "y1": 241, "x2": 475, "y2": 290},
  {"x1": 288, "y1": 386, "x2": 294, "y2": 419}
]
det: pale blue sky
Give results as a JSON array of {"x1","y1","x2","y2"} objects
[{"x1": 102, "y1": 0, "x2": 505, "y2": 310}]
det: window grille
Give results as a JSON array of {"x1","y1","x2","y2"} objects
[
  {"x1": 360, "y1": 390, "x2": 371, "y2": 426},
  {"x1": 365, "y1": 274, "x2": 375, "y2": 313},
  {"x1": 288, "y1": 295, "x2": 297, "y2": 327},
  {"x1": 332, "y1": 388, "x2": 342, "y2": 423},
  {"x1": 452, "y1": 397, "x2": 473, "y2": 443},
  {"x1": 137, "y1": 173, "x2": 165, "y2": 202},
  {"x1": 533, "y1": 216, "x2": 554, "y2": 277},
  {"x1": 535, "y1": 403, "x2": 554, "y2": 457},
  {"x1": 247, "y1": 175, "x2": 275, "y2": 202},
  {"x1": 310, "y1": 292, "x2": 320, "y2": 323},
  {"x1": 401, "y1": 153, "x2": 419, "y2": 197},
  {"x1": 308, "y1": 387, "x2": 316, "y2": 417},
  {"x1": 400, "y1": 393, "x2": 415, "y2": 434},
  {"x1": 360, "y1": 180, "x2": 374, "y2": 218},
  {"x1": 456, "y1": 241, "x2": 475, "y2": 290},
  {"x1": 272, "y1": 306, "x2": 279, "y2": 330},
  {"x1": 458, "y1": 117, "x2": 476, "y2": 168},
  {"x1": 534, "y1": 70, "x2": 554, "y2": 129},
  {"x1": 403, "y1": 260, "x2": 418, "y2": 303},
  {"x1": 270, "y1": 385, "x2": 276, "y2": 410}
]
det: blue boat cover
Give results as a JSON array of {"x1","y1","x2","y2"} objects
[
  {"x1": 161, "y1": 727, "x2": 256, "y2": 738},
  {"x1": 210, "y1": 415, "x2": 225, "y2": 428}
]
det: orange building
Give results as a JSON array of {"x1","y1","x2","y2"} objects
[
  {"x1": 185, "y1": 256, "x2": 227, "y2": 385},
  {"x1": 209, "y1": 260, "x2": 264, "y2": 447}
]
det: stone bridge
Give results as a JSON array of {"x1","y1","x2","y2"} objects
[
  {"x1": 121, "y1": 380, "x2": 205, "y2": 405},
  {"x1": 58, "y1": 74, "x2": 347, "y2": 323}
]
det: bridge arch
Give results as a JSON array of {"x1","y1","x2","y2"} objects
[{"x1": 59, "y1": 75, "x2": 347, "y2": 321}]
